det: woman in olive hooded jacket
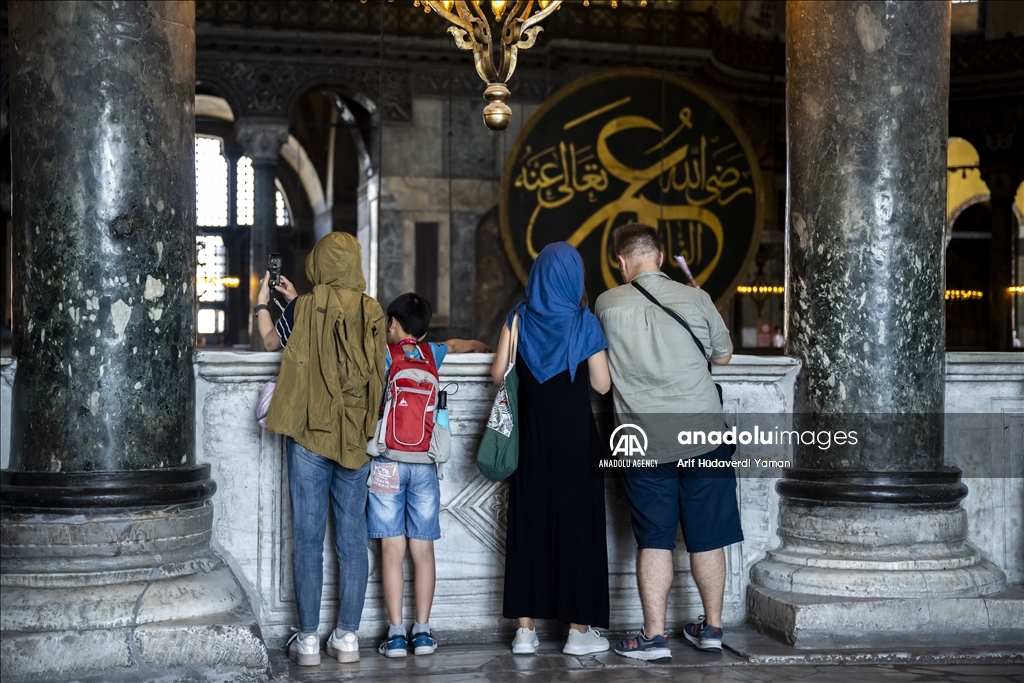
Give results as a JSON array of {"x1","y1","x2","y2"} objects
[{"x1": 262, "y1": 232, "x2": 386, "y2": 665}]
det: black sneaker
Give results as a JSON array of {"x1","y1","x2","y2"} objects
[
  {"x1": 682, "y1": 616, "x2": 723, "y2": 652},
  {"x1": 613, "y1": 626, "x2": 671, "y2": 661}
]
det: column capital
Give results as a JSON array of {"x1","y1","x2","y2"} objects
[{"x1": 234, "y1": 117, "x2": 290, "y2": 164}]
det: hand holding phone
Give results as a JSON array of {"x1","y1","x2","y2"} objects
[{"x1": 268, "y1": 253, "x2": 282, "y2": 288}]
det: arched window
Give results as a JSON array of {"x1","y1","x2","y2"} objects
[
  {"x1": 195, "y1": 136, "x2": 230, "y2": 335},
  {"x1": 235, "y1": 156, "x2": 290, "y2": 227},
  {"x1": 194, "y1": 139, "x2": 292, "y2": 340},
  {"x1": 195, "y1": 136, "x2": 229, "y2": 228},
  {"x1": 236, "y1": 156, "x2": 254, "y2": 227}
]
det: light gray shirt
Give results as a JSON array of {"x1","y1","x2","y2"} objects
[{"x1": 594, "y1": 271, "x2": 733, "y2": 460}]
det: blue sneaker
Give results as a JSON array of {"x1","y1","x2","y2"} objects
[
  {"x1": 411, "y1": 630, "x2": 438, "y2": 656},
  {"x1": 613, "y1": 626, "x2": 671, "y2": 661},
  {"x1": 378, "y1": 633, "x2": 408, "y2": 658},
  {"x1": 682, "y1": 616, "x2": 723, "y2": 652}
]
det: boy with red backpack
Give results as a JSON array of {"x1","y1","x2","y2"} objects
[{"x1": 368, "y1": 293, "x2": 489, "y2": 658}]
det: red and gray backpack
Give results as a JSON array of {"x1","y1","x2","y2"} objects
[{"x1": 369, "y1": 341, "x2": 450, "y2": 465}]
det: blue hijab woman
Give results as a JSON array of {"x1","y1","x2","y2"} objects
[
  {"x1": 507, "y1": 242, "x2": 608, "y2": 384},
  {"x1": 490, "y1": 241, "x2": 612, "y2": 658}
]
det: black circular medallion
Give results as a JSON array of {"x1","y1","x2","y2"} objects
[{"x1": 500, "y1": 68, "x2": 763, "y2": 304}]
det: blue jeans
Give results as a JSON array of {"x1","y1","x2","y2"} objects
[{"x1": 287, "y1": 438, "x2": 370, "y2": 633}]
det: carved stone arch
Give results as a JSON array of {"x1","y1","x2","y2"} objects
[
  {"x1": 282, "y1": 67, "x2": 411, "y2": 124},
  {"x1": 284, "y1": 77, "x2": 374, "y2": 124},
  {"x1": 194, "y1": 69, "x2": 245, "y2": 123},
  {"x1": 282, "y1": 75, "x2": 381, "y2": 162}
]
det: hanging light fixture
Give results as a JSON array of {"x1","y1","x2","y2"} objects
[{"x1": 424, "y1": 0, "x2": 562, "y2": 130}]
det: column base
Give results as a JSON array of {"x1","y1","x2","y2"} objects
[
  {"x1": 747, "y1": 583, "x2": 1024, "y2": 649},
  {"x1": 0, "y1": 503, "x2": 269, "y2": 682}
]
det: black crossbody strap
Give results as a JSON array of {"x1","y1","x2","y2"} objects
[{"x1": 631, "y1": 280, "x2": 712, "y2": 375}]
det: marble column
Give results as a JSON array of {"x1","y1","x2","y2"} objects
[
  {"x1": 747, "y1": 0, "x2": 1019, "y2": 648},
  {"x1": 235, "y1": 117, "x2": 288, "y2": 351},
  {"x1": 1, "y1": 3, "x2": 266, "y2": 679}
]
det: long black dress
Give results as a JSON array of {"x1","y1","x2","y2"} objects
[{"x1": 502, "y1": 352, "x2": 610, "y2": 627}]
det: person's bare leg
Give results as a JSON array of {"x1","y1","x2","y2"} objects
[
  {"x1": 637, "y1": 548, "x2": 673, "y2": 636},
  {"x1": 381, "y1": 536, "x2": 407, "y2": 627},
  {"x1": 408, "y1": 539, "x2": 435, "y2": 625},
  {"x1": 570, "y1": 623, "x2": 590, "y2": 633},
  {"x1": 517, "y1": 617, "x2": 535, "y2": 630},
  {"x1": 689, "y1": 548, "x2": 725, "y2": 627}
]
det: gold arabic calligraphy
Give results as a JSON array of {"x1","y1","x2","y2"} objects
[{"x1": 512, "y1": 104, "x2": 753, "y2": 289}]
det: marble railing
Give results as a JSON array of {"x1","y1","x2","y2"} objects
[
  {"x1": 191, "y1": 351, "x2": 800, "y2": 645},
  {"x1": 2, "y1": 351, "x2": 1020, "y2": 646}
]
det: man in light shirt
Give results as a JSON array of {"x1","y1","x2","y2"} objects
[{"x1": 594, "y1": 222, "x2": 742, "y2": 661}]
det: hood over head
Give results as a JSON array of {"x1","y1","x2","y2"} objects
[{"x1": 305, "y1": 232, "x2": 366, "y2": 292}]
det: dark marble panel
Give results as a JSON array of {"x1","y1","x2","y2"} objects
[
  {"x1": 474, "y1": 208, "x2": 525, "y2": 350},
  {"x1": 785, "y1": 1, "x2": 950, "y2": 471},
  {"x1": 448, "y1": 212, "x2": 479, "y2": 339},
  {"x1": 376, "y1": 208, "x2": 405, "y2": 313},
  {"x1": 444, "y1": 100, "x2": 501, "y2": 181},
  {"x1": 9, "y1": 1, "x2": 196, "y2": 473}
]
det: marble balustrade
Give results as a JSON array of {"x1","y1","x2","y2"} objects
[{"x1": 0, "y1": 351, "x2": 1019, "y2": 646}]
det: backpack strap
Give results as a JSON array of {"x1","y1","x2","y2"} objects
[
  {"x1": 386, "y1": 342, "x2": 439, "y2": 378},
  {"x1": 418, "y1": 342, "x2": 437, "y2": 371},
  {"x1": 631, "y1": 280, "x2": 712, "y2": 376}
]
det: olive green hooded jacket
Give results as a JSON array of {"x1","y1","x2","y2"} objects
[{"x1": 265, "y1": 233, "x2": 386, "y2": 469}]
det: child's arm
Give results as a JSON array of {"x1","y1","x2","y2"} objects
[{"x1": 444, "y1": 338, "x2": 492, "y2": 354}]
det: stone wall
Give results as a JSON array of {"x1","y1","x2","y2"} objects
[
  {"x1": 377, "y1": 98, "x2": 540, "y2": 342},
  {"x1": 1, "y1": 352, "x2": 1020, "y2": 645}
]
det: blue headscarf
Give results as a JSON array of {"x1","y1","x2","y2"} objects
[{"x1": 506, "y1": 242, "x2": 607, "y2": 384}]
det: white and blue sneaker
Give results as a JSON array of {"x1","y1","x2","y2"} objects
[
  {"x1": 411, "y1": 630, "x2": 438, "y2": 655},
  {"x1": 378, "y1": 633, "x2": 408, "y2": 658}
]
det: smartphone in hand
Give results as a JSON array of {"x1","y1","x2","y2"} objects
[{"x1": 268, "y1": 253, "x2": 282, "y2": 288}]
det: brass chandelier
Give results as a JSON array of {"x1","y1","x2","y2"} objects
[{"x1": 424, "y1": 1, "x2": 562, "y2": 130}]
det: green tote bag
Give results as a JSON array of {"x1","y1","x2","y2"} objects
[{"x1": 476, "y1": 314, "x2": 520, "y2": 481}]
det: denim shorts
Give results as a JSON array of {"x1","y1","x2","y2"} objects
[
  {"x1": 367, "y1": 457, "x2": 441, "y2": 541},
  {"x1": 621, "y1": 442, "x2": 744, "y2": 553}
]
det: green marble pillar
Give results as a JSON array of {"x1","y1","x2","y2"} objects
[{"x1": 5, "y1": 0, "x2": 209, "y2": 505}]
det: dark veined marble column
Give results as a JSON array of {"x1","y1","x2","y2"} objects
[
  {"x1": 783, "y1": 0, "x2": 948, "y2": 482},
  {"x1": 234, "y1": 118, "x2": 288, "y2": 352},
  {"x1": 4, "y1": 0, "x2": 211, "y2": 507},
  {"x1": 747, "y1": 1, "x2": 1018, "y2": 649},
  {"x1": 1, "y1": 4, "x2": 266, "y2": 679}
]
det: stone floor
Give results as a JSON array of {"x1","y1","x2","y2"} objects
[{"x1": 265, "y1": 626, "x2": 1024, "y2": 683}]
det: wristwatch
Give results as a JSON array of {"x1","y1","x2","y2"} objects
[{"x1": 253, "y1": 304, "x2": 270, "y2": 315}]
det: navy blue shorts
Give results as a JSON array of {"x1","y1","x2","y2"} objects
[{"x1": 621, "y1": 442, "x2": 744, "y2": 553}]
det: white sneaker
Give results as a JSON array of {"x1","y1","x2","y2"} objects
[
  {"x1": 511, "y1": 627, "x2": 540, "y2": 654},
  {"x1": 563, "y1": 627, "x2": 610, "y2": 655},
  {"x1": 326, "y1": 629, "x2": 360, "y2": 663},
  {"x1": 287, "y1": 631, "x2": 321, "y2": 667}
]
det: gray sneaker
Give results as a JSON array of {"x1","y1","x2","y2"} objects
[
  {"x1": 682, "y1": 616, "x2": 723, "y2": 652},
  {"x1": 511, "y1": 627, "x2": 539, "y2": 654},
  {"x1": 563, "y1": 627, "x2": 610, "y2": 655},
  {"x1": 287, "y1": 631, "x2": 321, "y2": 667},
  {"x1": 326, "y1": 629, "x2": 360, "y2": 663}
]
